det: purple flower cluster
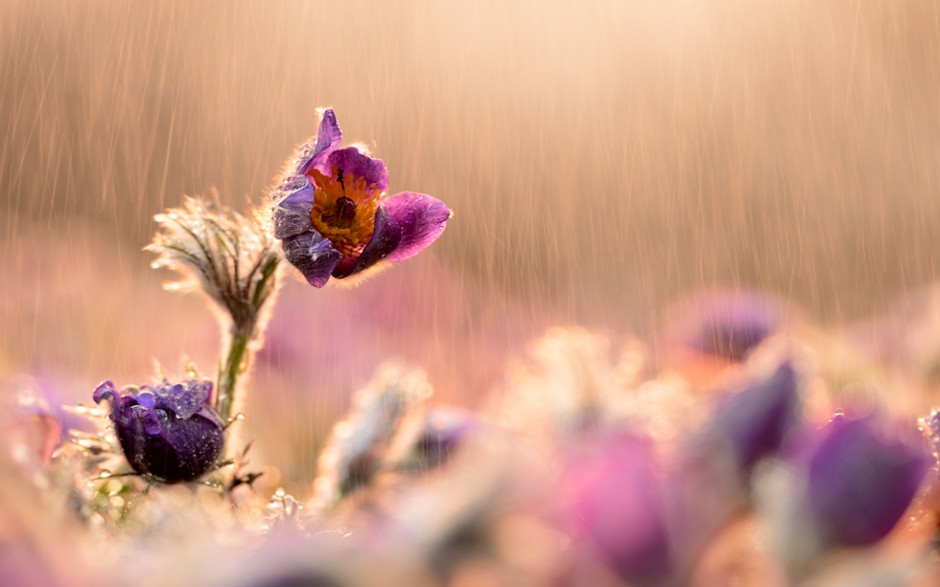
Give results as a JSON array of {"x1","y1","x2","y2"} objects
[
  {"x1": 273, "y1": 110, "x2": 451, "y2": 288},
  {"x1": 560, "y1": 362, "x2": 931, "y2": 584},
  {"x1": 93, "y1": 379, "x2": 224, "y2": 483}
]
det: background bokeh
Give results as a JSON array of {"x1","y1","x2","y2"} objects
[{"x1": 3, "y1": 0, "x2": 939, "y2": 489}]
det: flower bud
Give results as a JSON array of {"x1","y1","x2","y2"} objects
[
  {"x1": 93, "y1": 379, "x2": 225, "y2": 483},
  {"x1": 563, "y1": 434, "x2": 673, "y2": 584},
  {"x1": 801, "y1": 413, "x2": 930, "y2": 548},
  {"x1": 673, "y1": 289, "x2": 782, "y2": 363},
  {"x1": 712, "y1": 361, "x2": 802, "y2": 477}
]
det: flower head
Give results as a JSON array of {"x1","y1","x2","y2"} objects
[
  {"x1": 798, "y1": 412, "x2": 930, "y2": 548},
  {"x1": 672, "y1": 288, "x2": 783, "y2": 363},
  {"x1": 93, "y1": 379, "x2": 225, "y2": 483},
  {"x1": 707, "y1": 361, "x2": 802, "y2": 478},
  {"x1": 563, "y1": 434, "x2": 673, "y2": 584},
  {"x1": 272, "y1": 109, "x2": 451, "y2": 287}
]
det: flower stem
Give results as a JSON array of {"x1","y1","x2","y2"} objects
[{"x1": 216, "y1": 329, "x2": 252, "y2": 426}]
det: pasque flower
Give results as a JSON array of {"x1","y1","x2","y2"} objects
[
  {"x1": 707, "y1": 361, "x2": 802, "y2": 478},
  {"x1": 93, "y1": 379, "x2": 225, "y2": 483},
  {"x1": 563, "y1": 434, "x2": 673, "y2": 585},
  {"x1": 799, "y1": 412, "x2": 930, "y2": 548},
  {"x1": 272, "y1": 109, "x2": 451, "y2": 287},
  {"x1": 676, "y1": 289, "x2": 782, "y2": 363}
]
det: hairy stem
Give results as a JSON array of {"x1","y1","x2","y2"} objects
[{"x1": 216, "y1": 329, "x2": 252, "y2": 426}]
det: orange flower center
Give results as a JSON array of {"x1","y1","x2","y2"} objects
[{"x1": 308, "y1": 166, "x2": 381, "y2": 258}]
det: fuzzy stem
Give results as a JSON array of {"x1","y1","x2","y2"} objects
[{"x1": 216, "y1": 328, "x2": 252, "y2": 426}]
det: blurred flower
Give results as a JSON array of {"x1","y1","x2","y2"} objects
[
  {"x1": 799, "y1": 412, "x2": 930, "y2": 548},
  {"x1": 667, "y1": 288, "x2": 784, "y2": 364},
  {"x1": 705, "y1": 360, "x2": 802, "y2": 480},
  {"x1": 386, "y1": 407, "x2": 481, "y2": 473},
  {"x1": 148, "y1": 195, "x2": 280, "y2": 337},
  {"x1": 494, "y1": 327, "x2": 628, "y2": 442},
  {"x1": 563, "y1": 434, "x2": 673, "y2": 585},
  {"x1": 93, "y1": 379, "x2": 225, "y2": 483},
  {"x1": 312, "y1": 364, "x2": 431, "y2": 507},
  {"x1": 272, "y1": 109, "x2": 451, "y2": 288}
]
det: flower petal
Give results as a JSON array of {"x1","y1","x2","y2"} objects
[
  {"x1": 381, "y1": 192, "x2": 451, "y2": 263},
  {"x1": 711, "y1": 361, "x2": 801, "y2": 475},
  {"x1": 299, "y1": 108, "x2": 342, "y2": 175},
  {"x1": 93, "y1": 380, "x2": 117, "y2": 405},
  {"x1": 324, "y1": 147, "x2": 389, "y2": 194},
  {"x1": 273, "y1": 182, "x2": 315, "y2": 239},
  {"x1": 282, "y1": 231, "x2": 342, "y2": 288},
  {"x1": 160, "y1": 412, "x2": 226, "y2": 480},
  {"x1": 804, "y1": 414, "x2": 930, "y2": 547}
]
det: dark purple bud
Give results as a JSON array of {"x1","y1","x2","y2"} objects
[
  {"x1": 801, "y1": 413, "x2": 930, "y2": 548},
  {"x1": 710, "y1": 361, "x2": 802, "y2": 477},
  {"x1": 563, "y1": 434, "x2": 673, "y2": 585},
  {"x1": 93, "y1": 379, "x2": 225, "y2": 483}
]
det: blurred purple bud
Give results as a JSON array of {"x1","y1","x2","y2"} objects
[
  {"x1": 711, "y1": 361, "x2": 802, "y2": 477},
  {"x1": 392, "y1": 407, "x2": 480, "y2": 473},
  {"x1": 93, "y1": 379, "x2": 224, "y2": 483},
  {"x1": 801, "y1": 413, "x2": 930, "y2": 548},
  {"x1": 563, "y1": 434, "x2": 672, "y2": 585},
  {"x1": 413, "y1": 410, "x2": 478, "y2": 465},
  {"x1": 673, "y1": 289, "x2": 783, "y2": 362}
]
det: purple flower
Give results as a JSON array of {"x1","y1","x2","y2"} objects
[
  {"x1": 563, "y1": 434, "x2": 673, "y2": 585},
  {"x1": 709, "y1": 361, "x2": 802, "y2": 477},
  {"x1": 390, "y1": 407, "x2": 481, "y2": 473},
  {"x1": 93, "y1": 379, "x2": 225, "y2": 483},
  {"x1": 799, "y1": 413, "x2": 930, "y2": 548},
  {"x1": 673, "y1": 289, "x2": 782, "y2": 362},
  {"x1": 272, "y1": 109, "x2": 451, "y2": 287}
]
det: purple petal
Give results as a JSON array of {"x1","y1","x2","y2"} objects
[
  {"x1": 565, "y1": 435, "x2": 673, "y2": 584},
  {"x1": 324, "y1": 147, "x2": 389, "y2": 194},
  {"x1": 282, "y1": 231, "x2": 342, "y2": 288},
  {"x1": 159, "y1": 412, "x2": 225, "y2": 481},
  {"x1": 335, "y1": 206, "x2": 402, "y2": 278},
  {"x1": 299, "y1": 109, "x2": 342, "y2": 175},
  {"x1": 679, "y1": 289, "x2": 782, "y2": 362},
  {"x1": 381, "y1": 192, "x2": 451, "y2": 263},
  {"x1": 93, "y1": 380, "x2": 117, "y2": 405},
  {"x1": 195, "y1": 406, "x2": 224, "y2": 428},
  {"x1": 131, "y1": 406, "x2": 163, "y2": 436},
  {"x1": 710, "y1": 361, "x2": 802, "y2": 476},
  {"x1": 803, "y1": 414, "x2": 930, "y2": 547},
  {"x1": 273, "y1": 182, "x2": 315, "y2": 239}
]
